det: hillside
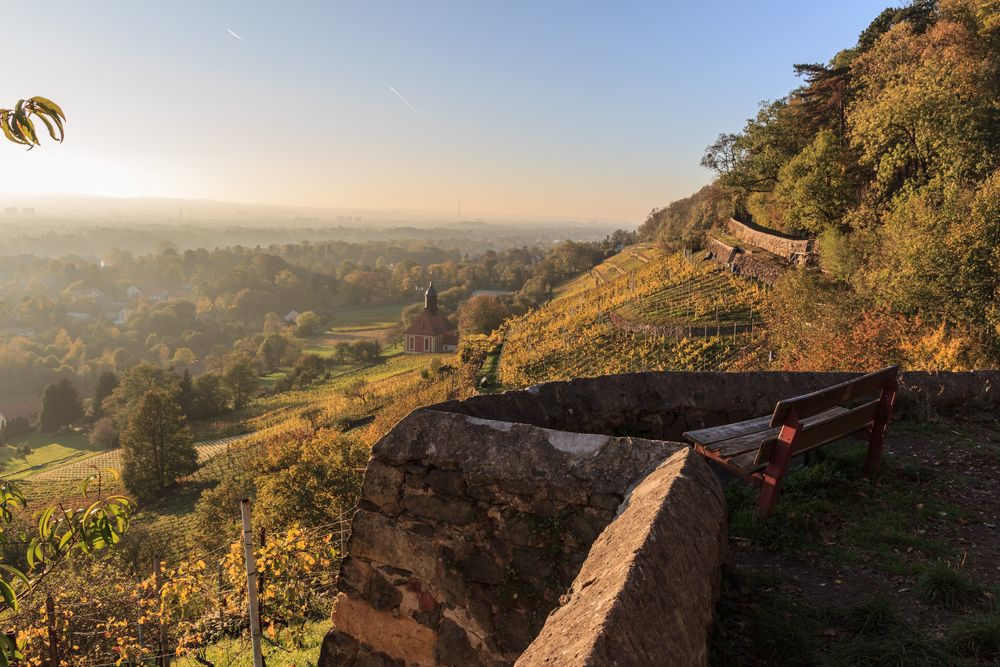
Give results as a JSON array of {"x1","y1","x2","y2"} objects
[{"x1": 498, "y1": 245, "x2": 766, "y2": 387}]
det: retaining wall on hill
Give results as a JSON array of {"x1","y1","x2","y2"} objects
[{"x1": 725, "y1": 217, "x2": 812, "y2": 261}]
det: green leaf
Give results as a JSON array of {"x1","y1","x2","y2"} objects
[
  {"x1": 30, "y1": 96, "x2": 65, "y2": 121},
  {"x1": 0, "y1": 580, "x2": 17, "y2": 612},
  {"x1": 0, "y1": 111, "x2": 29, "y2": 146},
  {"x1": 32, "y1": 110, "x2": 61, "y2": 142},
  {"x1": 0, "y1": 564, "x2": 29, "y2": 589}
]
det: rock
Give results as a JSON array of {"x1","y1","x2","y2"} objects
[
  {"x1": 437, "y1": 617, "x2": 480, "y2": 666},
  {"x1": 363, "y1": 460, "x2": 405, "y2": 514},
  {"x1": 370, "y1": 570, "x2": 403, "y2": 612}
]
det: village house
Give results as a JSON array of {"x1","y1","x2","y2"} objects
[{"x1": 403, "y1": 283, "x2": 458, "y2": 354}]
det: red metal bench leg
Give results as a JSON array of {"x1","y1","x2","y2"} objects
[
  {"x1": 864, "y1": 380, "x2": 898, "y2": 475},
  {"x1": 757, "y1": 420, "x2": 798, "y2": 519}
]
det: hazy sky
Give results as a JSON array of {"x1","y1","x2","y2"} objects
[{"x1": 2, "y1": 1, "x2": 889, "y2": 223}]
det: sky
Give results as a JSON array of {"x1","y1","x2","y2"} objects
[{"x1": 1, "y1": 1, "x2": 891, "y2": 223}]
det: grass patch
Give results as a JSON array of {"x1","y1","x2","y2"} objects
[
  {"x1": 326, "y1": 300, "x2": 411, "y2": 329},
  {"x1": 844, "y1": 597, "x2": 900, "y2": 636},
  {"x1": 1, "y1": 430, "x2": 104, "y2": 478},
  {"x1": 945, "y1": 613, "x2": 1000, "y2": 659},
  {"x1": 725, "y1": 442, "x2": 960, "y2": 574},
  {"x1": 823, "y1": 634, "x2": 953, "y2": 667},
  {"x1": 916, "y1": 562, "x2": 980, "y2": 608}
]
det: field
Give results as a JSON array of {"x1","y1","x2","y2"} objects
[
  {"x1": 499, "y1": 246, "x2": 766, "y2": 387},
  {"x1": 1, "y1": 430, "x2": 103, "y2": 479}
]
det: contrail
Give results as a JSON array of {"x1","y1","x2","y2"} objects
[
  {"x1": 389, "y1": 86, "x2": 431, "y2": 125},
  {"x1": 227, "y1": 28, "x2": 245, "y2": 42}
]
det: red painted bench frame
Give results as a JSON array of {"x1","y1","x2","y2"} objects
[{"x1": 688, "y1": 367, "x2": 898, "y2": 518}]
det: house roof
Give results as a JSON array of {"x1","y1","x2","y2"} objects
[{"x1": 404, "y1": 309, "x2": 456, "y2": 336}]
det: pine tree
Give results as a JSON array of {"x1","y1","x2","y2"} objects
[
  {"x1": 121, "y1": 389, "x2": 198, "y2": 498},
  {"x1": 177, "y1": 369, "x2": 195, "y2": 418},
  {"x1": 38, "y1": 377, "x2": 84, "y2": 432},
  {"x1": 91, "y1": 370, "x2": 119, "y2": 420}
]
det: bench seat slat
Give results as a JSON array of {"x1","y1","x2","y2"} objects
[
  {"x1": 683, "y1": 415, "x2": 772, "y2": 447},
  {"x1": 710, "y1": 407, "x2": 849, "y2": 458}
]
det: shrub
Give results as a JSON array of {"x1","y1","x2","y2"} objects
[
  {"x1": 89, "y1": 417, "x2": 119, "y2": 449},
  {"x1": 916, "y1": 562, "x2": 980, "y2": 608}
]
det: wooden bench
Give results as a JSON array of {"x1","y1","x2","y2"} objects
[{"x1": 683, "y1": 366, "x2": 898, "y2": 518}]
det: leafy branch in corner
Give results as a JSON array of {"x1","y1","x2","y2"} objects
[
  {"x1": 0, "y1": 469, "x2": 135, "y2": 666},
  {"x1": 1, "y1": 97, "x2": 65, "y2": 147}
]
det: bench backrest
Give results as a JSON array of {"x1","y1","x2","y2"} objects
[
  {"x1": 752, "y1": 366, "x2": 899, "y2": 467},
  {"x1": 769, "y1": 366, "x2": 899, "y2": 427}
]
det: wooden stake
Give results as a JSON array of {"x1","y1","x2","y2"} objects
[
  {"x1": 46, "y1": 595, "x2": 57, "y2": 667},
  {"x1": 153, "y1": 559, "x2": 169, "y2": 667},
  {"x1": 241, "y1": 499, "x2": 265, "y2": 667}
]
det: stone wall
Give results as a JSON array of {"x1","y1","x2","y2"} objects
[
  {"x1": 705, "y1": 236, "x2": 738, "y2": 265},
  {"x1": 435, "y1": 370, "x2": 1000, "y2": 440},
  {"x1": 725, "y1": 217, "x2": 812, "y2": 261},
  {"x1": 516, "y1": 450, "x2": 726, "y2": 667},
  {"x1": 320, "y1": 409, "x2": 692, "y2": 666}
]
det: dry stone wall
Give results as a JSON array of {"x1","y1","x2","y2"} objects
[
  {"x1": 320, "y1": 409, "x2": 690, "y2": 666},
  {"x1": 724, "y1": 217, "x2": 812, "y2": 261}
]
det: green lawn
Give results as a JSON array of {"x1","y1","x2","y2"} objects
[
  {"x1": 1, "y1": 430, "x2": 104, "y2": 478},
  {"x1": 172, "y1": 619, "x2": 328, "y2": 666},
  {"x1": 327, "y1": 300, "x2": 413, "y2": 330}
]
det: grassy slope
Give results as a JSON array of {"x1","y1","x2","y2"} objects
[{"x1": 1, "y1": 430, "x2": 103, "y2": 478}]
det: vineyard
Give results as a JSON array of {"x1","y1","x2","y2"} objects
[
  {"x1": 498, "y1": 247, "x2": 768, "y2": 387},
  {"x1": 0, "y1": 350, "x2": 473, "y2": 665}
]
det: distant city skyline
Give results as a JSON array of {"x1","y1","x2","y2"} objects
[{"x1": 2, "y1": 1, "x2": 890, "y2": 223}]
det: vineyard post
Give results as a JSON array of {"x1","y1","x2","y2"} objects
[
  {"x1": 45, "y1": 595, "x2": 56, "y2": 667},
  {"x1": 258, "y1": 526, "x2": 266, "y2": 635},
  {"x1": 241, "y1": 499, "x2": 265, "y2": 667},
  {"x1": 153, "y1": 559, "x2": 168, "y2": 667},
  {"x1": 217, "y1": 562, "x2": 225, "y2": 630},
  {"x1": 733, "y1": 321, "x2": 737, "y2": 343}
]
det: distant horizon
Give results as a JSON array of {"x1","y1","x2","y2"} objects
[
  {"x1": 3, "y1": 1, "x2": 889, "y2": 221},
  {"x1": 0, "y1": 191, "x2": 632, "y2": 226}
]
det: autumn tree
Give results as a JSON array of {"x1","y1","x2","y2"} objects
[
  {"x1": 121, "y1": 389, "x2": 198, "y2": 498},
  {"x1": 295, "y1": 310, "x2": 323, "y2": 337},
  {"x1": 223, "y1": 354, "x2": 260, "y2": 409},
  {"x1": 458, "y1": 295, "x2": 511, "y2": 336}
]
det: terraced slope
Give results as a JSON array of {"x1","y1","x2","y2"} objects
[{"x1": 498, "y1": 247, "x2": 764, "y2": 387}]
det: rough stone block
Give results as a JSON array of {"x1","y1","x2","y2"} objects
[
  {"x1": 330, "y1": 593, "x2": 438, "y2": 666},
  {"x1": 515, "y1": 449, "x2": 727, "y2": 667}
]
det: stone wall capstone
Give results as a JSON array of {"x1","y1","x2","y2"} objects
[{"x1": 516, "y1": 449, "x2": 726, "y2": 667}]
